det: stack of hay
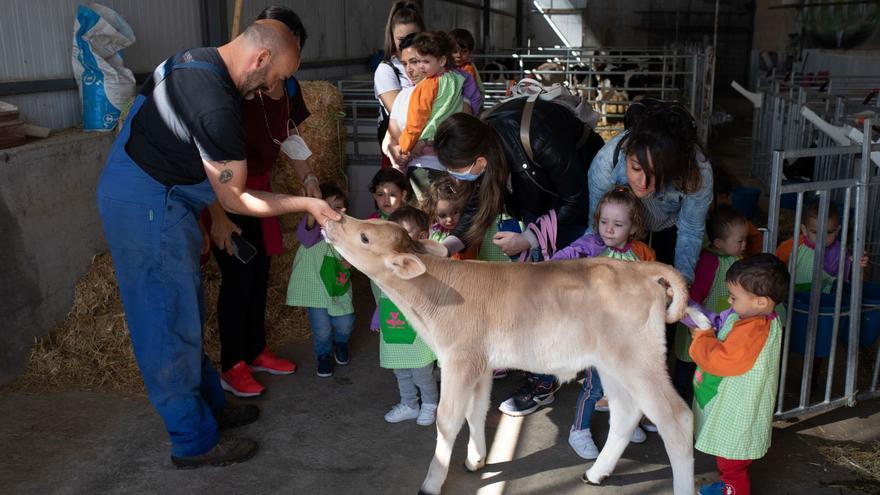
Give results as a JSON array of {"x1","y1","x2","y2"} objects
[{"x1": 7, "y1": 81, "x2": 347, "y2": 394}]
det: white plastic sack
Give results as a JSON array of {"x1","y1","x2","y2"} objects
[{"x1": 71, "y1": 3, "x2": 136, "y2": 131}]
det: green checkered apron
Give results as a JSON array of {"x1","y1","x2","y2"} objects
[
  {"x1": 478, "y1": 215, "x2": 518, "y2": 262},
  {"x1": 692, "y1": 313, "x2": 782, "y2": 459},
  {"x1": 286, "y1": 240, "x2": 354, "y2": 317},
  {"x1": 675, "y1": 253, "x2": 740, "y2": 362},
  {"x1": 601, "y1": 246, "x2": 640, "y2": 262},
  {"x1": 792, "y1": 242, "x2": 836, "y2": 294},
  {"x1": 378, "y1": 291, "x2": 436, "y2": 369}
]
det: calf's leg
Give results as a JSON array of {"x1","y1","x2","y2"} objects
[
  {"x1": 630, "y1": 374, "x2": 694, "y2": 495},
  {"x1": 584, "y1": 372, "x2": 642, "y2": 485},
  {"x1": 419, "y1": 363, "x2": 475, "y2": 495},
  {"x1": 464, "y1": 370, "x2": 492, "y2": 471}
]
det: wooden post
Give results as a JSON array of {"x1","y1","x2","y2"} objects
[{"x1": 230, "y1": 0, "x2": 244, "y2": 39}]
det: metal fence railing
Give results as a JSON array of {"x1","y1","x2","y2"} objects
[
  {"x1": 337, "y1": 44, "x2": 716, "y2": 160},
  {"x1": 763, "y1": 121, "x2": 880, "y2": 420}
]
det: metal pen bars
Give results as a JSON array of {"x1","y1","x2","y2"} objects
[
  {"x1": 335, "y1": 44, "x2": 716, "y2": 160},
  {"x1": 765, "y1": 121, "x2": 880, "y2": 420}
]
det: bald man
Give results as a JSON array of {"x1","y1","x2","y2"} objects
[{"x1": 96, "y1": 19, "x2": 339, "y2": 468}]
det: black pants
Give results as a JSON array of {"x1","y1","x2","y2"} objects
[
  {"x1": 649, "y1": 224, "x2": 695, "y2": 403},
  {"x1": 213, "y1": 213, "x2": 270, "y2": 372}
]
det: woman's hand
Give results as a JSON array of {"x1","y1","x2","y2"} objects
[
  {"x1": 302, "y1": 174, "x2": 322, "y2": 199},
  {"x1": 387, "y1": 144, "x2": 411, "y2": 168},
  {"x1": 493, "y1": 232, "x2": 531, "y2": 257},
  {"x1": 211, "y1": 213, "x2": 242, "y2": 256}
]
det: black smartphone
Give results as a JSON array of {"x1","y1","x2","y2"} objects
[{"x1": 230, "y1": 232, "x2": 257, "y2": 264}]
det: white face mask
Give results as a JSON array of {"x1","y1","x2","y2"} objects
[{"x1": 275, "y1": 121, "x2": 312, "y2": 161}]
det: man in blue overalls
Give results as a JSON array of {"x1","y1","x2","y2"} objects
[{"x1": 96, "y1": 19, "x2": 340, "y2": 468}]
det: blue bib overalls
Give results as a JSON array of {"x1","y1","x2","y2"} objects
[{"x1": 96, "y1": 56, "x2": 229, "y2": 457}]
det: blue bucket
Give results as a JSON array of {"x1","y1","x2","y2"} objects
[
  {"x1": 791, "y1": 291, "x2": 849, "y2": 358},
  {"x1": 731, "y1": 186, "x2": 760, "y2": 220},
  {"x1": 840, "y1": 283, "x2": 880, "y2": 348}
]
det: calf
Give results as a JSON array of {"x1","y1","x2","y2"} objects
[{"x1": 323, "y1": 216, "x2": 694, "y2": 495}]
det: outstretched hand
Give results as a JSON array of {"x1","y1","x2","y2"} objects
[{"x1": 308, "y1": 198, "x2": 342, "y2": 226}]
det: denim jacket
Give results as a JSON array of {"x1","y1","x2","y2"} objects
[{"x1": 588, "y1": 132, "x2": 713, "y2": 281}]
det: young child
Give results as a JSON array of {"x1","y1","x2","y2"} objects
[
  {"x1": 673, "y1": 205, "x2": 750, "y2": 403},
  {"x1": 397, "y1": 31, "x2": 479, "y2": 155},
  {"x1": 422, "y1": 177, "x2": 467, "y2": 242},
  {"x1": 449, "y1": 28, "x2": 484, "y2": 100},
  {"x1": 368, "y1": 168, "x2": 412, "y2": 221},
  {"x1": 775, "y1": 200, "x2": 867, "y2": 293},
  {"x1": 286, "y1": 183, "x2": 354, "y2": 378},
  {"x1": 551, "y1": 185, "x2": 654, "y2": 458},
  {"x1": 682, "y1": 254, "x2": 789, "y2": 495},
  {"x1": 379, "y1": 206, "x2": 439, "y2": 426},
  {"x1": 712, "y1": 167, "x2": 763, "y2": 256}
]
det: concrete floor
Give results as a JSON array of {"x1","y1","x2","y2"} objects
[{"x1": 3, "y1": 93, "x2": 880, "y2": 494}]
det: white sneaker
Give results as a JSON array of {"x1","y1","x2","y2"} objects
[
  {"x1": 384, "y1": 403, "x2": 420, "y2": 423},
  {"x1": 630, "y1": 425, "x2": 647, "y2": 444},
  {"x1": 568, "y1": 427, "x2": 599, "y2": 460},
  {"x1": 417, "y1": 403, "x2": 438, "y2": 426}
]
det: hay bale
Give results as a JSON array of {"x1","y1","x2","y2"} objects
[
  {"x1": 7, "y1": 238, "x2": 311, "y2": 394},
  {"x1": 596, "y1": 122, "x2": 624, "y2": 143}
]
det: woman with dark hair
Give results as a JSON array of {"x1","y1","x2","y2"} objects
[
  {"x1": 206, "y1": 6, "x2": 321, "y2": 398},
  {"x1": 433, "y1": 99, "x2": 605, "y2": 417},
  {"x1": 589, "y1": 105, "x2": 713, "y2": 284},
  {"x1": 374, "y1": 1, "x2": 425, "y2": 145},
  {"x1": 589, "y1": 104, "x2": 712, "y2": 417}
]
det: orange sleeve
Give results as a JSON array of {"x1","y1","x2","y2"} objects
[
  {"x1": 631, "y1": 241, "x2": 656, "y2": 262},
  {"x1": 775, "y1": 238, "x2": 794, "y2": 265},
  {"x1": 463, "y1": 63, "x2": 479, "y2": 82},
  {"x1": 688, "y1": 317, "x2": 771, "y2": 377},
  {"x1": 399, "y1": 77, "x2": 440, "y2": 153},
  {"x1": 746, "y1": 221, "x2": 764, "y2": 256}
]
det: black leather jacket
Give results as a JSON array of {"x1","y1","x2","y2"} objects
[{"x1": 452, "y1": 98, "x2": 604, "y2": 248}]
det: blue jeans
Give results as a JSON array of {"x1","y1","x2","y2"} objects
[
  {"x1": 573, "y1": 367, "x2": 604, "y2": 430},
  {"x1": 97, "y1": 94, "x2": 224, "y2": 458},
  {"x1": 306, "y1": 308, "x2": 355, "y2": 357}
]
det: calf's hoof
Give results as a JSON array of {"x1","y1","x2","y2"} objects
[
  {"x1": 464, "y1": 457, "x2": 486, "y2": 472},
  {"x1": 581, "y1": 470, "x2": 607, "y2": 486},
  {"x1": 417, "y1": 491, "x2": 438, "y2": 495}
]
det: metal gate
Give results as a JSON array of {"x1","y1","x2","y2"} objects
[{"x1": 764, "y1": 121, "x2": 880, "y2": 420}]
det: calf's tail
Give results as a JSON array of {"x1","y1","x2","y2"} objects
[{"x1": 634, "y1": 262, "x2": 689, "y2": 324}]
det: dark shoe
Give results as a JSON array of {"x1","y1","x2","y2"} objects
[
  {"x1": 498, "y1": 377, "x2": 559, "y2": 417},
  {"x1": 171, "y1": 436, "x2": 258, "y2": 469},
  {"x1": 334, "y1": 343, "x2": 350, "y2": 365},
  {"x1": 216, "y1": 404, "x2": 260, "y2": 430},
  {"x1": 317, "y1": 354, "x2": 334, "y2": 378}
]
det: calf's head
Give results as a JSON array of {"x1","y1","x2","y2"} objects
[{"x1": 323, "y1": 215, "x2": 447, "y2": 281}]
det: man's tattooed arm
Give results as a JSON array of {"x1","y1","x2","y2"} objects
[{"x1": 219, "y1": 169, "x2": 233, "y2": 183}]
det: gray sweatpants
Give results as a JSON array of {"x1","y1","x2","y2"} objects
[{"x1": 393, "y1": 363, "x2": 439, "y2": 408}]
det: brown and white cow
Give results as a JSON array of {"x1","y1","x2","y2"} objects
[{"x1": 323, "y1": 215, "x2": 694, "y2": 495}]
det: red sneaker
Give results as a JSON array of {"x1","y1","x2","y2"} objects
[
  {"x1": 249, "y1": 348, "x2": 296, "y2": 375},
  {"x1": 221, "y1": 361, "x2": 265, "y2": 398}
]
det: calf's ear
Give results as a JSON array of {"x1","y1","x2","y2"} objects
[
  {"x1": 385, "y1": 253, "x2": 427, "y2": 280},
  {"x1": 417, "y1": 239, "x2": 449, "y2": 257}
]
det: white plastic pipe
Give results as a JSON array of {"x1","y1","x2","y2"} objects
[
  {"x1": 731, "y1": 80, "x2": 762, "y2": 108},
  {"x1": 800, "y1": 107, "x2": 880, "y2": 167}
]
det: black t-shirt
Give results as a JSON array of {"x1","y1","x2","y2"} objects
[{"x1": 126, "y1": 48, "x2": 246, "y2": 186}]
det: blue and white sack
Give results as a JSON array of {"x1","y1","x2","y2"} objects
[{"x1": 71, "y1": 3, "x2": 136, "y2": 131}]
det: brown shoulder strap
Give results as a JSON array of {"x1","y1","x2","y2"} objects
[{"x1": 520, "y1": 93, "x2": 539, "y2": 163}]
